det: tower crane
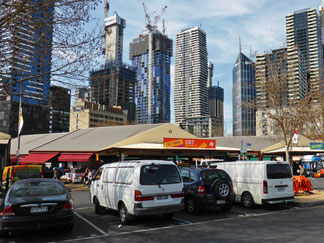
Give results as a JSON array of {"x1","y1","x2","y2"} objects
[{"x1": 142, "y1": 3, "x2": 167, "y2": 31}]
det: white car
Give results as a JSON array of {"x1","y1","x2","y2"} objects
[{"x1": 90, "y1": 160, "x2": 184, "y2": 224}]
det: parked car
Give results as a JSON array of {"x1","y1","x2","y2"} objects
[
  {"x1": 1, "y1": 165, "x2": 43, "y2": 190},
  {"x1": 215, "y1": 161, "x2": 294, "y2": 208},
  {"x1": 90, "y1": 160, "x2": 184, "y2": 224},
  {"x1": 179, "y1": 167, "x2": 235, "y2": 214},
  {"x1": 0, "y1": 178, "x2": 74, "y2": 236}
]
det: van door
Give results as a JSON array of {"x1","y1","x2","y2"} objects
[
  {"x1": 102, "y1": 166, "x2": 117, "y2": 209},
  {"x1": 114, "y1": 167, "x2": 134, "y2": 210},
  {"x1": 266, "y1": 163, "x2": 294, "y2": 199},
  {"x1": 91, "y1": 168, "x2": 106, "y2": 206}
]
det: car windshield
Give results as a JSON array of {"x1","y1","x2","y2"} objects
[
  {"x1": 9, "y1": 181, "x2": 65, "y2": 198},
  {"x1": 140, "y1": 165, "x2": 181, "y2": 185},
  {"x1": 267, "y1": 164, "x2": 292, "y2": 179},
  {"x1": 200, "y1": 170, "x2": 227, "y2": 184}
]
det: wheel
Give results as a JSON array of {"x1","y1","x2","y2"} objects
[
  {"x1": 214, "y1": 180, "x2": 230, "y2": 199},
  {"x1": 94, "y1": 197, "x2": 105, "y2": 214},
  {"x1": 162, "y1": 213, "x2": 174, "y2": 219},
  {"x1": 118, "y1": 203, "x2": 133, "y2": 225},
  {"x1": 241, "y1": 192, "x2": 254, "y2": 208},
  {"x1": 220, "y1": 203, "x2": 232, "y2": 211},
  {"x1": 185, "y1": 196, "x2": 199, "y2": 214}
]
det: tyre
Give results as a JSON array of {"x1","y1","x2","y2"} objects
[
  {"x1": 214, "y1": 180, "x2": 230, "y2": 199},
  {"x1": 220, "y1": 203, "x2": 232, "y2": 212},
  {"x1": 162, "y1": 213, "x2": 174, "y2": 219},
  {"x1": 185, "y1": 196, "x2": 199, "y2": 214},
  {"x1": 118, "y1": 203, "x2": 133, "y2": 225},
  {"x1": 94, "y1": 197, "x2": 105, "y2": 214},
  {"x1": 241, "y1": 192, "x2": 254, "y2": 208}
]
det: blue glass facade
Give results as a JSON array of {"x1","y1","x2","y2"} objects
[
  {"x1": 130, "y1": 32, "x2": 172, "y2": 124},
  {"x1": 1, "y1": 0, "x2": 53, "y2": 106},
  {"x1": 232, "y1": 52, "x2": 256, "y2": 136}
]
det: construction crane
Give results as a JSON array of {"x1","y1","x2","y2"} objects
[{"x1": 141, "y1": 3, "x2": 167, "y2": 123}]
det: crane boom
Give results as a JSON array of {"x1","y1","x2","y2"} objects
[
  {"x1": 153, "y1": 6, "x2": 167, "y2": 26},
  {"x1": 142, "y1": 3, "x2": 152, "y2": 27}
]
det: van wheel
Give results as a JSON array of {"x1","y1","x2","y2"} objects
[
  {"x1": 241, "y1": 192, "x2": 254, "y2": 208},
  {"x1": 162, "y1": 213, "x2": 174, "y2": 219},
  {"x1": 119, "y1": 203, "x2": 133, "y2": 225},
  {"x1": 94, "y1": 198, "x2": 105, "y2": 214},
  {"x1": 185, "y1": 196, "x2": 199, "y2": 214}
]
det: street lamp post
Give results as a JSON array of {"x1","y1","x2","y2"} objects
[{"x1": 16, "y1": 80, "x2": 22, "y2": 165}]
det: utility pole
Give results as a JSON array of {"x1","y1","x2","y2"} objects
[{"x1": 16, "y1": 81, "x2": 22, "y2": 165}]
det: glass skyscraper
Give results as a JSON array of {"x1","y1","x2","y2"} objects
[
  {"x1": 232, "y1": 52, "x2": 256, "y2": 136},
  {"x1": 129, "y1": 30, "x2": 173, "y2": 124}
]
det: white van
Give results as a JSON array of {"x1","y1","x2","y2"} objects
[
  {"x1": 214, "y1": 161, "x2": 294, "y2": 208},
  {"x1": 90, "y1": 160, "x2": 184, "y2": 224}
]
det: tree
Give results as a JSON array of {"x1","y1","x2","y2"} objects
[
  {"x1": 0, "y1": 0, "x2": 102, "y2": 95},
  {"x1": 252, "y1": 49, "x2": 310, "y2": 161}
]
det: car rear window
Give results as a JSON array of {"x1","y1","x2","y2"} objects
[
  {"x1": 140, "y1": 165, "x2": 181, "y2": 185},
  {"x1": 9, "y1": 181, "x2": 65, "y2": 198},
  {"x1": 267, "y1": 164, "x2": 292, "y2": 179},
  {"x1": 200, "y1": 170, "x2": 227, "y2": 184}
]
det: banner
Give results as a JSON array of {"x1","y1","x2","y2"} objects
[
  {"x1": 163, "y1": 138, "x2": 216, "y2": 149},
  {"x1": 18, "y1": 107, "x2": 24, "y2": 134}
]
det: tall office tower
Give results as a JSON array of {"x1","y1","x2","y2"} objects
[
  {"x1": 319, "y1": 3, "x2": 324, "y2": 92},
  {"x1": 286, "y1": 8, "x2": 323, "y2": 98},
  {"x1": 103, "y1": 0, "x2": 126, "y2": 64},
  {"x1": 89, "y1": 1, "x2": 136, "y2": 123},
  {"x1": 174, "y1": 27, "x2": 208, "y2": 134},
  {"x1": 130, "y1": 29, "x2": 173, "y2": 124},
  {"x1": 209, "y1": 84, "x2": 224, "y2": 137},
  {"x1": 49, "y1": 86, "x2": 71, "y2": 133},
  {"x1": 232, "y1": 50, "x2": 256, "y2": 137},
  {"x1": 207, "y1": 62, "x2": 214, "y2": 88},
  {"x1": 0, "y1": 0, "x2": 54, "y2": 136}
]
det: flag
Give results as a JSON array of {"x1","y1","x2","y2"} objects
[
  {"x1": 18, "y1": 107, "x2": 23, "y2": 134},
  {"x1": 292, "y1": 129, "x2": 298, "y2": 144}
]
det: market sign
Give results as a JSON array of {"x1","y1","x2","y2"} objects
[
  {"x1": 310, "y1": 143, "x2": 324, "y2": 150},
  {"x1": 163, "y1": 138, "x2": 216, "y2": 149}
]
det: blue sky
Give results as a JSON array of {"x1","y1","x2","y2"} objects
[{"x1": 92, "y1": 0, "x2": 322, "y2": 135}]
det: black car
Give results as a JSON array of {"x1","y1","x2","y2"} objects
[
  {"x1": 179, "y1": 167, "x2": 235, "y2": 214},
  {"x1": 0, "y1": 178, "x2": 74, "y2": 236}
]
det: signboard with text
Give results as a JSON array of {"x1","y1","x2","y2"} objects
[
  {"x1": 310, "y1": 143, "x2": 324, "y2": 150},
  {"x1": 163, "y1": 138, "x2": 216, "y2": 149}
]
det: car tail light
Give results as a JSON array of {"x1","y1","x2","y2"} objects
[
  {"x1": 62, "y1": 202, "x2": 73, "y2": 211},
  {"x1": 198, "y1": 186, "x2": 206, "y2": 194},
  {"x1": 1, "y1": 206, "x2": 15, "y2": 216},
  {"x1": 171, "y1": 192, "x2": 184, "y2": 198},
  {"x1": 134, "y1": 190, "x2": 154, "y2": 201},
  {"x1": 263, "y1": 180, "x2": 268, "y2": 194}
]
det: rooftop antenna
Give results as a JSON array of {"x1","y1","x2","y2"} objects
[
  {"x1": 104, "y1": 0, "x2": 109, "y2": 19},
  {"x1": 239, "y1": 36, "x2": 242, "y2": 53}
]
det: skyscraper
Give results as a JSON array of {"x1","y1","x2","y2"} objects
[
  {"x1": 89, "y1": 1, "x2": 136, "y2": 123},
  {"x1": 0, "y1": 0, "x2": 54, "y2": 136},
  {"x1": 232, "y1": 50, "x2": 256, "y2": 137},
  {"x1": 286, "y1": 8, "x2": 323, "y2": 98},
  {"x1": 130, "y1": 29, "x2": 173, "y2": 124},
  {"x1": 174, "y1": 27, "x2": 209, "y2": 131}
]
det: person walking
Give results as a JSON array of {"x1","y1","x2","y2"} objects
[
  {"x1": 82, "y1": 168, "x2": 89, "y2": 184},
  {"x1": 53, "y1": 168, "x2": 61, "y2": 180},
  {"x1": 299, "y1": 164, "x2": 305, "y2": 176}
]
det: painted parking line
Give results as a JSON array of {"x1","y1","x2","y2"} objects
[
  {"x1": 75, "y1": 212, "x2": 108, "y2": 236},
  {"x1": 173, "y1": 217, "x2": 193, "y2": 224}
]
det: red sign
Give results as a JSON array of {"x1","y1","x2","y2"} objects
[{"x1": 163, "y1": 138, "x2": 216, "y2": 149}]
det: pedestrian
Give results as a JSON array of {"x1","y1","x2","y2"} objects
[
  {"x1": 299, "y1": 164, "x2": 305, "y2": 176},
  {"x1": 82, "y1": 168, "x2": 89, "y2": 184},
  {"x1": 53, "y1": 168, "x2": 61, "y2": 180},
  {"x1": 86, "y1": 170, "x2": 93, "y2": 185}
]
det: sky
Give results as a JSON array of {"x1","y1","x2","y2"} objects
[{"x1": 92, "y1": 0, "x2": 323, "y2": 136}]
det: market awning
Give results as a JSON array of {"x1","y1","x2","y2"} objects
[
  {"x1": 58, "y1": 153, "x2": 93, "y2": 162},
  {"x1": 20, "y1": 153, "x2": 58, "y2": 164}
]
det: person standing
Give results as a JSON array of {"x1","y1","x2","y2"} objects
[
  {"x1": 299, "y1": 164, "x2": 305, "y2": 176},
  {"x1": 53, "y1": 168, "x2": 61, "y2": 180}
]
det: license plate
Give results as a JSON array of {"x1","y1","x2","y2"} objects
[
  {"x1": 30, "y1": 206, "x2": 48, "y2": 213},
  {"x1": 216, "y1": 200, "x2": 225, "y2": 204},
  {"x1": 157, "y1": 195, "x2": 168, "y2": 200},
  {"x1": 278, "y1": 187, "x2": 285, "y2": 192}
]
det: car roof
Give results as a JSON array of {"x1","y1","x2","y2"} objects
[
  {"x1": 101, "y1": 160, "x2": 175, "y2": 168},
  {"x1": 13, "y1": 178, "x2": 62, "y2": 184}
]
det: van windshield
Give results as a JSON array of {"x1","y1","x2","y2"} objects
[
  {"x1": 140, "y1": 165, "x2": 181, "y2": 185},
  {"x1": 267, "y1": 164, "x2": 292, "y2": 179},
  {"x1": 14, "y1": 167, "x2": 42, "y2": 179}
]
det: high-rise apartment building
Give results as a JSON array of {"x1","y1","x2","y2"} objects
[
  {"x1": 232, "y1": 51, "x2": 256, "y2": 136},
  {"x1": 130, "y1": 30, "x2": 173, "y2": 124},
  {"x1": 286, "y1": 8, "x2": 323, "y2": 98},
  {"x1": 0, "y1": 0, "x2": 54, "y2": 136},
  {"x1": 209, "y1": 84, "x2": 224, "y2": 137},
  {"x1": 174, "y1": 27, "x2": 208, "y2": 132}
]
